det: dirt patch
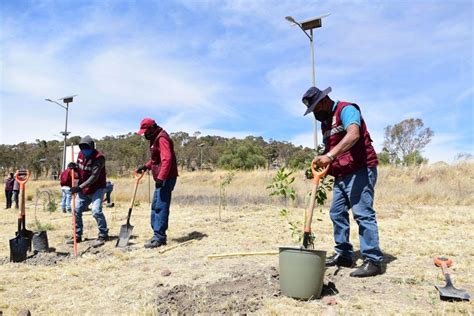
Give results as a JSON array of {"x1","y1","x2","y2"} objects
[
  {"x1": 156, "y1": 266, "x2": 280, "y2": 314},
  {"x1": 0, "y1": 251, "x2": 71, "y2": 266},
  {"x1": 0, "y1": 245, "x2": 112, "y2": 266}
]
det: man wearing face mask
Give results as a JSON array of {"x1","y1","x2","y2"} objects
[
  {"x1": 136, "y1": 118, "x2": 178, "y2": 249},
  {"x1": 68, "y1": 135, "x2": 109, "y2": 248},
  {"x1": 302, "y1": 86, "x2": 383, "y2": 278}
]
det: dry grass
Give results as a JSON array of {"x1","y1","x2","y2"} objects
[{"x1": 0, "y1": 162, "x2": 473, "y2": 315}]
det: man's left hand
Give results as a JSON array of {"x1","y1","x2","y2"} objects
[
  {"x1": 155, "y1": 179, "x2": 163, "y2": 189},
  {"x1": 315, "y1": 155, "x2": 331, "y2": 167},
  {"x1": 71, "y1": 186, "x2": 82, "y2": 194}
]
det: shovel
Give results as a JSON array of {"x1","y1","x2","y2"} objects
[
  {"x1": 10, "y1": 170, "x2": 32, "y2": 262},
  {"x1": 434, "y1": 257, "x2": 470, "y2": 301},
  {"x1": 302, "y1": 160, "x2": 329, "y2": 249},
  {"x1": 116, "y1": 171, "x2": 144, "y2": 248}
]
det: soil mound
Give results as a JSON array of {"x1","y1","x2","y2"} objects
[{"x1": 156, "y1": 266, "x2": 280, "y2": 314}]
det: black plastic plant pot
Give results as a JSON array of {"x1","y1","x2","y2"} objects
[{"x1": 32, "y1": 231, "x2": 49, "y2": 252}]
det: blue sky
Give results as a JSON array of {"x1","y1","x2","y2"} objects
[{"x1": 1, "y1": 0, "x2": 473, "y2": 162}]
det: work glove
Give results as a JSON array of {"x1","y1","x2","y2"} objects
[
  {"x1": 155, "y1": 179, "x2": 163, "y2": 189},
  {"x1": 136, "y1": 165, "x2": 148, "y2": 174},
  {"x1": 302, "y1": 232, "x2": 314, "y2": 249},
  {"x1": 68, "y1": 162, "x2": 78, "y2": 170},
  {"x1": 71, "y1": 186, "x2": 82, "y2": 194}
]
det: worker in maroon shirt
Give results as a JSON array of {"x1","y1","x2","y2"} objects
[{"x1": 136, "y1": 118, "x2": 179, "y2": 248}]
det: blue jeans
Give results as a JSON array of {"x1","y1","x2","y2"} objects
[
  {"x1": 104, "y1": 183, "x2": 113, "y2": 204},
  {"x1": 61, "y1": 188, "x2": 72, "y2": 211},
  {"x1": 74, "y1": 188, "x2": 108, "y2": 238},
  {"x1": 330, "y1": 167, "x2": 383, "y2": 264},
  {"x1": 151, "y1": 178, "x2": 176, "y2": 242},
  {"x1": 5, "y1": 190, "x2": 13, "y2": 208}
]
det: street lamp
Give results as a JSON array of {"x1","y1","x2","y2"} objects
[
  {"x1": 285, "y1": 13, "x2": 330, "y2": 150},
  {"x1": 45, "y1": 95, "x2": 77, "y2": 172},
  {"x1": 198, "y1": 143, "x2": 205, "y2": 171}
]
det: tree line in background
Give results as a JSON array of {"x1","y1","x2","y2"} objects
[
  {"x1": 2, "y1": 118, "x2": 469, "y2": 179},
  {"x1": 0, "y1": 132, "x2": 317, "y2": 179}
]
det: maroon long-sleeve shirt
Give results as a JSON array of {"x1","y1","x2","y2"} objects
[{"x1": 145, "y1": 127, "x2": 178, "y2": 181}]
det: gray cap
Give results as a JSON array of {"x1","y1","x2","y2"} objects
[
  {"x1": 79, "y1": 135, "x2": 95, "y2": 149},
  {"x1": 302, "y1": 86, "x2": 332, "y2": 116}
]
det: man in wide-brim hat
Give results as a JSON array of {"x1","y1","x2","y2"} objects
[{"x1": 302, "y1": 86, "x2": 384, "y2": 278}]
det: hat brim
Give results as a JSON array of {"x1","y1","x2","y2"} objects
[
  {"x1": 136, "y1": 128, "x2": 147, "y2": 135},
  {"x1": 303, "y1": 87, "x2": 332, "y2": 116}
]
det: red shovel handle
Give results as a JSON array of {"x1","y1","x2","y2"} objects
[
  {"x1": 434, "y1": 257, "x2": 453, "y2": 275},
  {"x1": 311, "y1": 160, "x2": 329, "y2": 184},
  {"x1": 434, "y1": 257, "x2": 453, "y2": 268},
  {"x1": 15, "y1": 170, "x2": 30, "y2": 189},
  {"x1": 134, "y1": 170, "x2": 145, "y2": 182}
]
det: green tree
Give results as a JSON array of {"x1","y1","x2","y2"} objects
[
  {"x1": 383, "y1": 118, "x2": 433, "y2": 165},
  {"x1": 403, "y1": 150, "x2": 428, "y2": 165},
  {"x1": 377, "y1": 151, "x2": 391, "y2": 165},
  {"x1": 218, "y1": 139, "x2": 266, "y2": 170},
  {"x1": 288, "y1": 147, "x2": 314, "y2": 169}
]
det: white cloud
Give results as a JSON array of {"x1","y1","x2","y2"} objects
[
  {"x1": 290, "y1": 132, "x2": 313, "y2": 149},
  {"x1": 456, "y1": 86, "x2": 474, "y2": 104},
  {"x1": 0, "y1": 9, "x2": 235, "y2": 144},
  {"x1": 423, "y1": 133, "x2": 473, "y2": 163},
  {"x1": 1, "y1": 0, "x2": 472, "y2": 167}
]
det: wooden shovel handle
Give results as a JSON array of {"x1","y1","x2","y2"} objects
[
  {"x1": 304, "y1": 161, "x2": 329, "y2": 232},
  {"x1": 15, "y1": 170, "x2": 30, "y2": 218},
  {"x1": 135, "y1": 170, "x2": 145, "y2": 181},
  {"x1": 129, "y1": 171, "x2": 144, "y2": 210},
  {"x1": 311, "y1": 160, "x2": 329, "y2": 184}
]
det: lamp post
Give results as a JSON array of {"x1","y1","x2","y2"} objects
[
  {"x1": 45, "y1": 95, "x2": 77, "y2": 172},
  {"x1": 198, "y1": 143, "x2": 205, "y2": 171},
  {"x1": 285, "y1": 14, "x2": 330, "y2": 150}
]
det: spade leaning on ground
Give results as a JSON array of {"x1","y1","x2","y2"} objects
[
  {"x1": 67, "y1": 135, "x2": 110, "y2": 248},
  {"x1": 136, "y1": 118, "x2": 179, "y2": 249},
  {"x1": 302, "y1": 86, "x2": 384, "y2": 278}
]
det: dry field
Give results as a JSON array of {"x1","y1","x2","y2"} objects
[{"x1": 0, "y1": 163, "x2": 473, "y2": 315}]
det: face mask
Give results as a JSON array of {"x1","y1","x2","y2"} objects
[
  {"x1": 314, "y1": 111, "x2": 330, "y2": 122},
  {"x1": 144, "y1": 128, "x2": 155, "y2": 140},
  {"x1": 81, "y1": 149, "x2": 93, "y2": 157}
]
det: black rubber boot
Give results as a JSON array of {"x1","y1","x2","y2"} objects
[
  {"x1": 325, "y1": 253, "x2": 354, "y2": 268},
  {"x1": 350, "y1": 261, "x2": 382, "y2": 277}
]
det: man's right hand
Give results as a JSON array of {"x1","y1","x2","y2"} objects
[{"x1": 136, "y1": 165, "x2": 148, "y2": 174}]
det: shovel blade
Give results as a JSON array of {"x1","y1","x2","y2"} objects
[
  {"x1": 116, "y1": 224, "x2": 134, "y2": 248},
  {"x1": 16, "y1": 229, "x2": 33, "y2": 251},
  {"x1": 435, "y1": 285, "x2": 471, "y2": 301},
  {"x1": 9, "y1": 235, "x2": 29, "y2": 262}
]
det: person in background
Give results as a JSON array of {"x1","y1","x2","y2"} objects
[
  {"x1": 136, "y1": 118, "x2": 178, "y2": 249},
  {"x1": 68, "y1": 135, "x2": 109, "y2": 248},
  {"x1": 301, "y1": 86, "x2": 383, "y2": 278},
  {"x1": 12, "y1": 177, "x2": 19, "y2": 209},
  {"x1": 59, "y1": 163, "x2": 78, "y2": 213},
  {"x1": 4, "y1": 173, "x2": 14, "y2": 209},
  {"x1": 104, "y1": 180, "x2": 114, "y2": 208}
]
